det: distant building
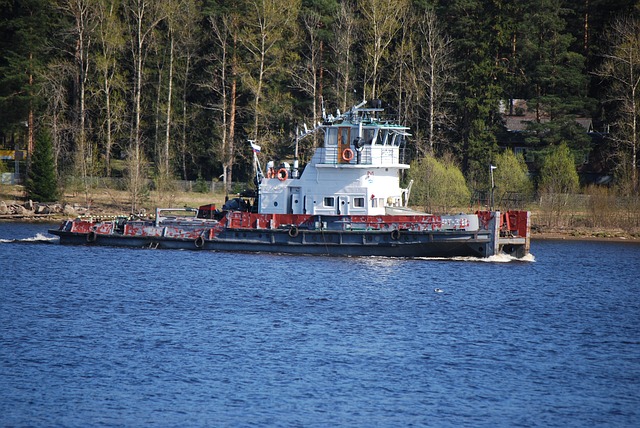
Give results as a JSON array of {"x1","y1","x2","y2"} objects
[{"x1": 497, "y1": 99, "x2": 612, "y2": 185}]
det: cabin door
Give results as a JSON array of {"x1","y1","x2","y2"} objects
[
  {"x1": 338, "y1": 195, "x2": 349, "y2": 215},
  {"x1": 337, "y1": 127, "x2": 351, "y2": 164},
  {"x1": 287, "y1": 187, "x2": 301, "y2": 214}
]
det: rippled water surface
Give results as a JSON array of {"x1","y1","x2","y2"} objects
[{"x1": 1, "y1": 222, "x2": 639, "y2": 426}]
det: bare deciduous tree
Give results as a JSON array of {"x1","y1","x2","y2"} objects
[
  {"x1": 291, "y1": 10, "x2": 322, "y2": 148},
  {"x1": 416, "y1": 8, "x2": 455, "y2": 155},
  {"x1": 93, "y1": 0, "x2": 126, "y2": 177},
  {"x1": 174, "y1": 0, "x2": 200, "y2": 185},
  {"x1": 40, "y1": 61, "x2": 73, "y2": 173},
  {"x1": 59, "y1": 0, "x2": 97, "y2": 204},
  {"x1": 358, "y1": 0, "x2": 409, "y2": 100},
  {"x1": 240, "y1": 0, "x2": 301, "y2": 144},
  {"x1": 123, "y1": 0, "x2": 167, "y2": 212},
  {"x1": 595, "y1": 16, "x2": 640, "y2": 194},
  {"x1": 332, "y1": 1, "x2": 357, "y2": 112},
  {"x1": 209, "y1": 13, "x2": 239, "y2": 192}
]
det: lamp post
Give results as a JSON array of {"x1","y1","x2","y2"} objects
[{"x1": 490, "y1": 165, "x2": 497, "y2": 211}]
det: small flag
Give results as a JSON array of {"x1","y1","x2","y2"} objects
[
  {"x1": 490, "y1": 165, "x2": 497, "y2": 170},
  {"x1": 249, "y1": 141, "x2": 261, "y2": 153}
]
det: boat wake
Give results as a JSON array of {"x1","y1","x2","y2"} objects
[
  {"x1": 0, "y1": 234, "x2": 59, "y2": 244},
  {"x1": 416, "y1": 252, "x2": 536, "y2": 263}
]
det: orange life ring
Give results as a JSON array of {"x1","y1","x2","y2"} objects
[
  {"x1": 278, "y1": 168, "x2": 288, "y2": 181},
  {"x1": 342, "y1": 148, "x2": 354, "y2": 162}
]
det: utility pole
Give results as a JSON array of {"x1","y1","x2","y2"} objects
[{"x1": 490, "y1": 164, "x2": 497, "y2": 211}]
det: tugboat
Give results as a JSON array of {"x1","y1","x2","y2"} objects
[{"x1": 50, "y1": 100, "x2": 530, "y2": 258}]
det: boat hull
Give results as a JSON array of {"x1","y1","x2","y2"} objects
[
  {"x1": 49, "y1": 228, "x2": 519, "y2": 258},
  {"x1": 49, "y1": 210, "x2": 530, "y2": 259}
]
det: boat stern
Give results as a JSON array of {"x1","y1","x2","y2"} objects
[{"x1": 477, "y1": 210, "x2": 531, "y2": 258}]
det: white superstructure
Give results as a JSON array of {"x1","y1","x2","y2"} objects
[{"x1": 258, "y1": 101, "x2": 412, "y2": 216}]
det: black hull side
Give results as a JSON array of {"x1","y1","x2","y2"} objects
[{"x1": 49, "y1": 228, "x2": 498, "y2": 258}]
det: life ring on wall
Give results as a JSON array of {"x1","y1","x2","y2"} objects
[
  {"x1": 195, "y1": 235, "x2": 205, "y2": 248},
  {"x1": 288, "y1": 226, "x2": 299, "y2": 238},
  {"x1": 278, "y1": 168, "x2": 288, "y2": 181},
  {"x1": 342, "y1": 148, "x2": 354, "y2": 162},
  {"x1": 87, "y1": 231, "x2": 97, "y2": 243}
]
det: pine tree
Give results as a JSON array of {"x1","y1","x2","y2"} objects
[
  {"x1": 0, "y1": 0, "x2": 55, "y2": 154},
  {"x1": 435, "y1": 0, "x2": 505, "y2": 186},
  {"x1": 519, "y1": 0, "x2": 591, "y2": 144},
  {"x1": 26, "y1": 130, "x2": 59, "y2": 202}
]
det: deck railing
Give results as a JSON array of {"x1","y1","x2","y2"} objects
[{"x1": 318, "y1": 146, "x2": 407, "y2": 166}]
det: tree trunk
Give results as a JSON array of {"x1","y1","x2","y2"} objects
[
  {"x1": 181, "y1": 56, "x2": 191, "y2": 181},
  {"x1": 104, "y1": 70, "x2": 112, "y2": 176},
  {"x1": 219, "y1": 26, "x2": 229, "y2": 192},
  {"x1": 133, "y1": 15, "x2": 144, "y2": 212},
  {"x1": 632, "y1": 82, "x2": 638, "y2": 193},
  {"x1": 227, "y1": 44, "x2": 238, "y2": 192},
  {"x1": 164, "y1": 33, "x2": 174, "y2": 177}
]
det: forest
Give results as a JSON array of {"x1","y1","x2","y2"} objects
[{"x1": 1, "y1": 0, "x2": 639, "y2": 211}]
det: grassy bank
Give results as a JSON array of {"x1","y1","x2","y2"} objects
[
  {"x1": 0, "y1": 184, "x2": 227, "y2": 219},
  {"x1": 2, "y1": 184, "x2": 639, "y2": 242}
]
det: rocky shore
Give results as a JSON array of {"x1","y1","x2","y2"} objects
[{"x1": 0, "y1": 199, "x2": 80, "y2": 219}]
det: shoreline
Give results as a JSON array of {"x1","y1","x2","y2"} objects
[
  {"x1": 2, "y1": 186, "x2": 639, "y2": 244},
  {"x1": 532, "y1": 234, "x2": 640, "y2": 243},
  {"x1": 531, "y1": 232, "x2": 640, "y2": 243},
  {"x1": 2, "y1": 215, "x2": 638, "y2": 244}
]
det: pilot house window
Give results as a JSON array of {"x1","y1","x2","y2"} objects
[
  {"x1": 324, "y1": 197, "x2": 335, "y2": 207},
  {"x1": 353, "y1": 197, "x2": 365, "y2": 208},
  {"x1": 325, "y1": 128, "x2": 337, "y2": 146}
]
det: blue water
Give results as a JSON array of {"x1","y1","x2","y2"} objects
[{"x1": 1, "y1": 222, "x2": 639, "y2": 427}]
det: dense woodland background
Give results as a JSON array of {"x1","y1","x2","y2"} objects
[{"x1": 1, "y1": 0, "x2": 639, "y2": 214}]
